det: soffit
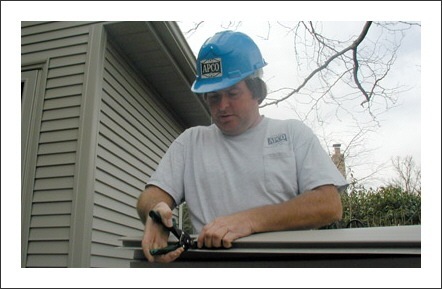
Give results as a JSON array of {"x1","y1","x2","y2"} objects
[{"x1": 104, "y1": 21, "x2": 210, "y2": 128}]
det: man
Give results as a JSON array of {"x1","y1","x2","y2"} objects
[{"x1": 137, "y1": 30, "x2": 348, "y2": 263}]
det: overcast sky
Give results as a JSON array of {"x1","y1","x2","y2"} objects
[
  {"x1": 2, "y1": 1, "x2": 440, "y2": 288},
  {"x1": 177, "y1": 20, "x2": 422, "y2": 189}
]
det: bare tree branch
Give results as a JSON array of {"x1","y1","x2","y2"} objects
[
  {"x1": 181, "y1": 21, "x2": 205, "y2": 36},
  {"x1": 260, "y1": 21, "x2": 373, "y2": 108},
  {"x1": 177, "y1": 20, "x2": 420, "y2": 189},
  {"x1": 390, "y1": 156, "x2": 421, "y2": 194}
]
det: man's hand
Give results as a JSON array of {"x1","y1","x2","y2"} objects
[
  {"x1": 141, "y1": 202, "x2": 184, "y2": 263},
  {"x1": 197, "y1": 213, "x2": 254, "y2": 249}
]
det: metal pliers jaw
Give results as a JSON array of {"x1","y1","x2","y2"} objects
[{"x1": 148, "y1": 210, "x2": 196, "y2": 256}]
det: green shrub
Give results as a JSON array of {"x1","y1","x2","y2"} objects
[
  {"x1": 325, "y1": 184, "x2": 421, "y2": 229},
  {"x1": 181, "y1": 184, "x2": 421, "y2": 231}
]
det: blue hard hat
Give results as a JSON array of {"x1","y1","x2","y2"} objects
[{"x1": 191, "y1": 30, "x2": 267, "y2": 94}]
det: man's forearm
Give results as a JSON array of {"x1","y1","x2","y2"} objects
[
  {"x1": 136, "y1": 185, "x2": 175, "y2": 224},
  {"x1": 245, "y1": 185, "x2": 343, "y2": 233}
]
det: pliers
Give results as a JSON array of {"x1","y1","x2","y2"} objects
[{"x1": 148, "y1": 210, "x2": 197, "y2": 256}]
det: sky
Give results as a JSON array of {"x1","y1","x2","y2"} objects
[
  {"x1": 177, "y1": 20, "x2": 422, "y2": 189},
  {"x1": 2, "y1": 1, "x2": 441, "y2": 288}
]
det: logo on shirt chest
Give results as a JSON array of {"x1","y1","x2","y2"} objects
[{"x1": 267, "y1": 133, "x2": 288, "y2": 146}]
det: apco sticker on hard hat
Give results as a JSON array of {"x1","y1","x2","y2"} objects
[{"x1": 201, "y1": 58, "x2": 222, "y2": 79}]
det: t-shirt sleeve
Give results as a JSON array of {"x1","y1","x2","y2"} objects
[
  {"x1": 146, "y1": 135, "x2": 186, "y2": 206},
  {"x1": 293, "y1": 123, "x2": 348, "y2": 193}
]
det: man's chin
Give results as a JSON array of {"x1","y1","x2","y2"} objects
[{"x1": 217, "y1": 125, "x2": 242, "y2": 136}]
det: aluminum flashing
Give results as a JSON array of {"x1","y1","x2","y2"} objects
[{"x1": 120, "y1": 225, "x2": 421, "y2": 267}]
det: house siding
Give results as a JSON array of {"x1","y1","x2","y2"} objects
[
  {"x1": 91, "y1": 40, "x2": 183, "y2": 267},
  {"x1": 22, "y1": 21, "x2": 191, "y2": 268},
  {"x1": 22, "y1": 21, "x2": 100, "y2": 267}
]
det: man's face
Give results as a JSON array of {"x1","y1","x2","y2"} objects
[{"x1": 205, "y1": 80, "x2": 261, "y2": 136}]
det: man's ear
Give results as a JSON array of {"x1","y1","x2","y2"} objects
[{"x1": 246, "y1": 77, "x2": 267, "y2": 104}]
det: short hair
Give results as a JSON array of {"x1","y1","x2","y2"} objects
[
  {"x1": 244, "y1": 77, "x2": 267, "y2": 104},
  {"x1": 202, "y1": 77, "x2": 267, "y2": 104}
]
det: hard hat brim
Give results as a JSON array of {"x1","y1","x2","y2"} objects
[{"x1": 191, "y1": 72, "x2": 255, "y2": 94}]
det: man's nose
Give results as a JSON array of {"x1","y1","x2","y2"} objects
[{"x1": 217, "y1": 94, "x2": 230, "y2": 110}]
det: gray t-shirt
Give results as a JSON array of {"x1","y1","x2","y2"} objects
[{"x1": 147, "y1": 117, "x2": 348, "y2": 233}]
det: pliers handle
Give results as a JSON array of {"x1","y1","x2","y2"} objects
[{"x1": 148, "y1": 210, "x2": 196, "y2": 256}]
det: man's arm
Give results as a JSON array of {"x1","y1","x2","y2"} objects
[
  {"x1": 136, "y1": 185, "x2": 184, "y2": 263},
  {"x1": 248, "y1": 184, "x2": 342, "y2": 232},
  {"x1": 197, "y1": 184, "x2": 342, "y2": 248},
  {"x1": 136, "y1": 185, "x2": 175, "y2": 225}
]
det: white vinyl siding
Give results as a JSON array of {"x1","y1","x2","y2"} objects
[
  {"x1": 21, "y1": 21, "x2": 99, "y2": 267},
  {"x1": 22, "y1": 21, "x2": 200, "y2": 268},
  {"x1": 90, "y1": 41, "x2": 183, "y2": 267}
]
